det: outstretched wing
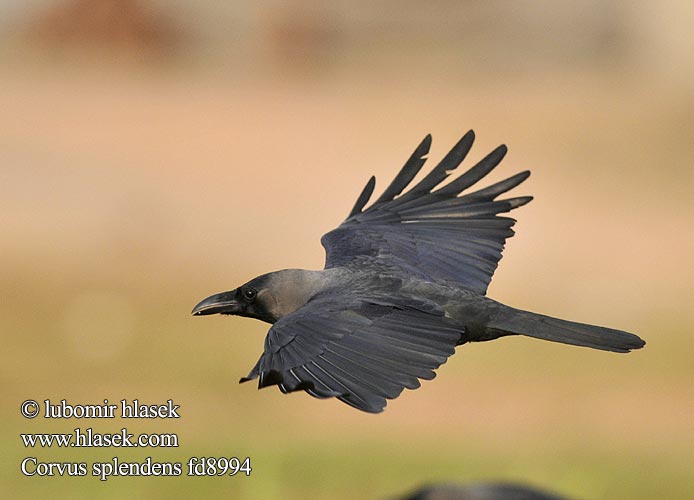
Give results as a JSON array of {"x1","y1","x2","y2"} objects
[
  {"x1": 240, "y1": 291, "x2": 464, "y2": 413},
  {"x1": 321, "y1": 131, "x2": 532, "y2": 294}
]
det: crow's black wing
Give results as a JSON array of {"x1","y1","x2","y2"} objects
[
  {"x1": 240, "y1": 291, "x2": 464, "y2": 413},
  {"x1": 321, "y1": 131, "x2": 532, "y2": 294}
]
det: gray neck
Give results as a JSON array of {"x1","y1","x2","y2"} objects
[{"x1": 264, "y1": 268, "x2": 333, "y2": 321}]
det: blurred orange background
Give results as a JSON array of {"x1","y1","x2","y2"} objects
[{"x1": 1, "y1": 1, "x2": 693, "y2": 499}]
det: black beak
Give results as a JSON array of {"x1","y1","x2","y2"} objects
[{"x1": 191, "y1": 290, "x2": 242, "y2": 316}]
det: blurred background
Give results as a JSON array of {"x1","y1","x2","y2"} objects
[{"x1": 2, "y1": 1, "x2": 693, "y2": 499}]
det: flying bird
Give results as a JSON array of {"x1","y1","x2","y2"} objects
[{"x1": 192, "y1": 131, "x2": 645, "y2": 413}]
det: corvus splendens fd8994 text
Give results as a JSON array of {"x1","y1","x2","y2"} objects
[{"x1": 192, "y1": 131, "x2": 645, "y2": 413}]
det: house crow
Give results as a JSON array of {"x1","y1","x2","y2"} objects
[{"x1": 192, "y1": 131, "x2": 645, "y2": 413}]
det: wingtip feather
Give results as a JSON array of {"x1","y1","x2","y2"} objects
[
  {"x1": 435, "y1": 143, "x2": 508, "y2": 196},
  {"x1": 348, "y1": 175, "x2": 376, "y2": 218},
  {"x1": 373, "y1": 134, "x2": 433, "y2": 204}
]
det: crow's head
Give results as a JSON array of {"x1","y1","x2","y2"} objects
[
  {"x1": 192, "y1": 269, "x2": 323, "y2": 324},
  {"x1": 191, "y1": 273, "x2": 276, "y2": 323}
]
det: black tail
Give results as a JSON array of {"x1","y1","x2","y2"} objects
[{"x1": 487, "y1": 305, "x2": 645, "y2": 353}]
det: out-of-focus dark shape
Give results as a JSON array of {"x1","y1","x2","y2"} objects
[
  {"x1": 25, "y1": 0, "x2": 185, "y2": 60},
  {"x1": 393, "y1": 482, "x2": 574, "y2": 500}
]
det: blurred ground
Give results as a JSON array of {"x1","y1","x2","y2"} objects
[{"x1": 1, "y1": 1, "x2": 693, "y2": 499}]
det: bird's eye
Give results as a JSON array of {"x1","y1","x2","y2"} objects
[{"x1": 243, "y1": 288, "x2": 257, "y2": 301}]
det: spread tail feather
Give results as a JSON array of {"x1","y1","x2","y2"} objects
[{"x1": 487, "y1": 306, "x2": 645, "y2": 353}]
